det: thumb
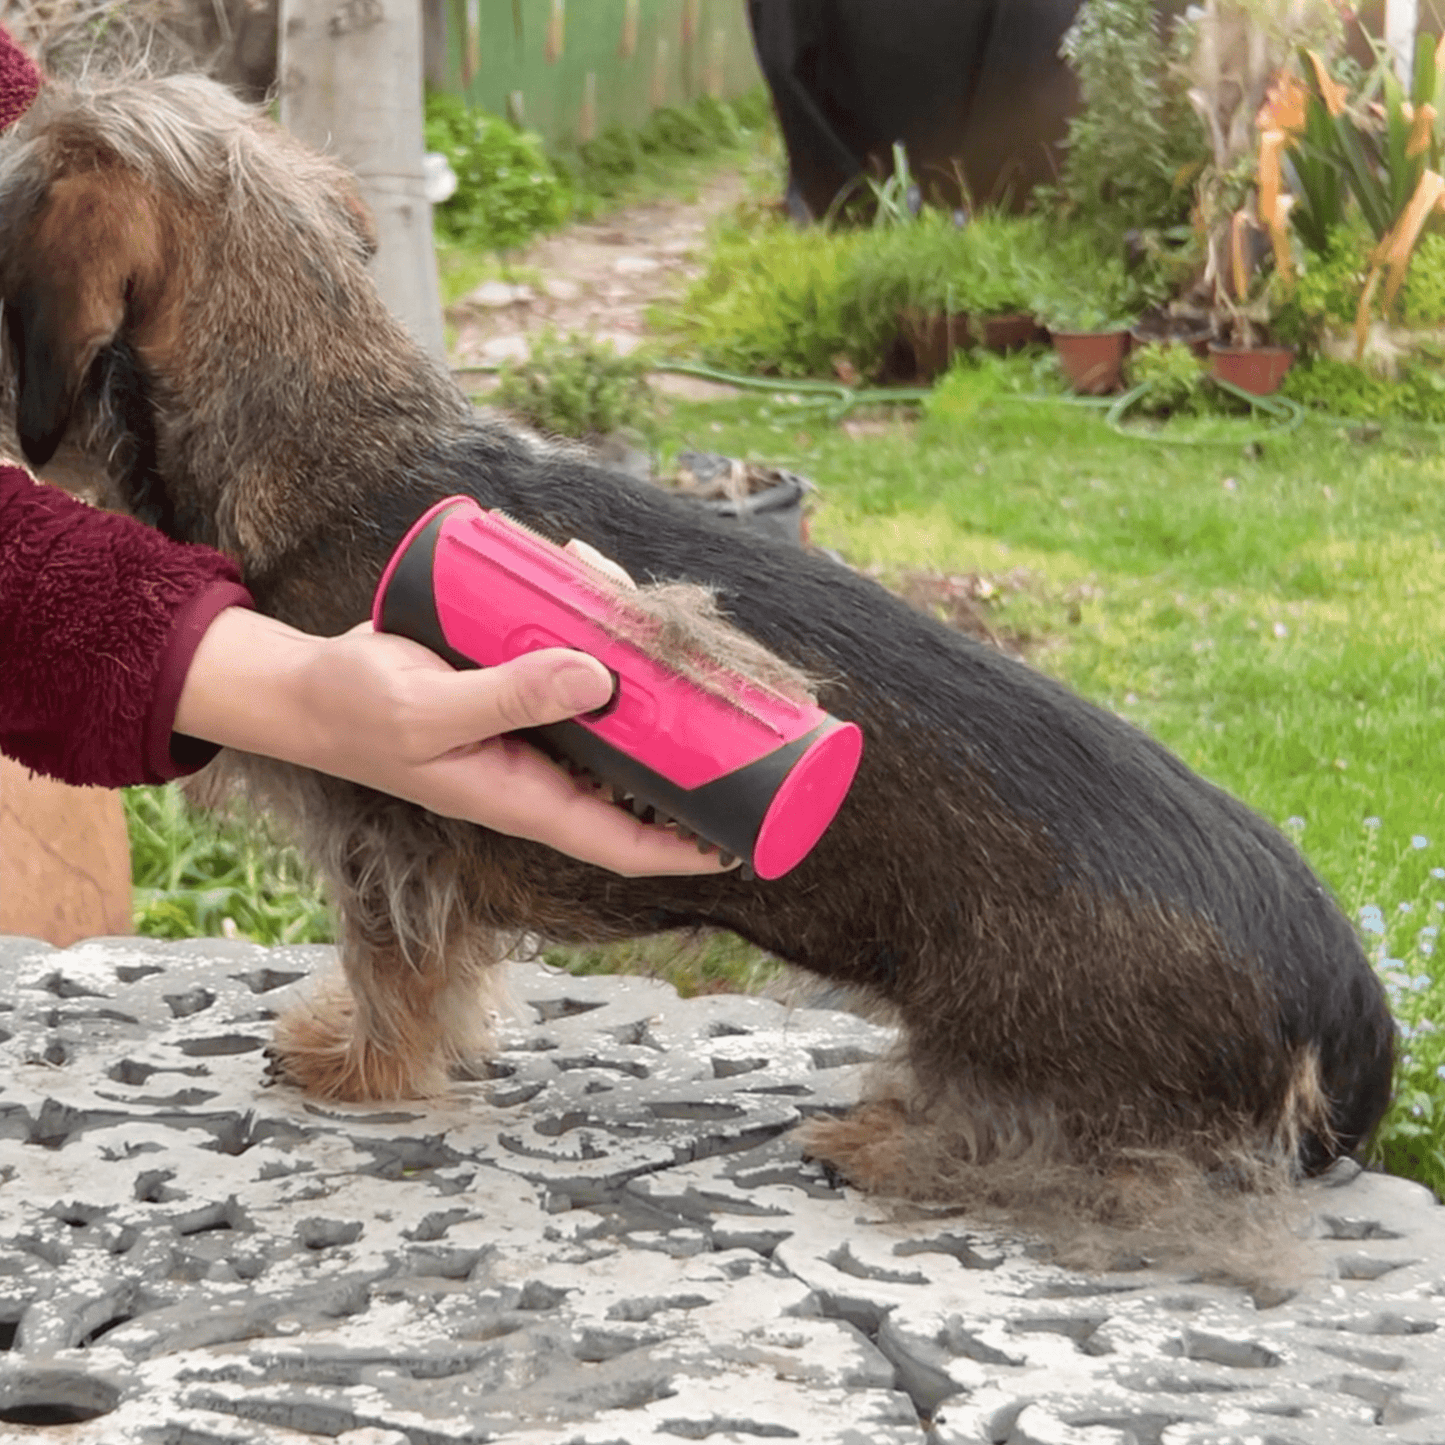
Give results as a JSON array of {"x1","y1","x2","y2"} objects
[{"x1": 485, "y1": 648, "x2": 615, "y2": 734}]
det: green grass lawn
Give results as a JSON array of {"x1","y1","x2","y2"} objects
[
  {"x1": 124, "y1": 343, "x2": 1445, "y2": 1192},
  {"x1": 655, "y1": 359, "x2": 1445, "y2": 906}
]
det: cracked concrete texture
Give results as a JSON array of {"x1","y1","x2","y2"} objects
[{"x1": 1, "y1": 934, "x2": 1444, "y2": 1444}]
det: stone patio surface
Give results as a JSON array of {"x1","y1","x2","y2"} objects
[{"x1": 1, "y1": 932, "x2": 1443, "y2": 1444}]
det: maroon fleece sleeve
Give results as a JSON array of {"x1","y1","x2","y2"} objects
[
  {"x1": 0, "y1": 465, "x2": 254, "y2": 786},
  {"x1": 0, "y1": 26, "x2": 40, "y2": 131}
]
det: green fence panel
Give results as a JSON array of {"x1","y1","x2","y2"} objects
[{"x1": 443, "y1": 0, "x2": 762, "y2": 148}]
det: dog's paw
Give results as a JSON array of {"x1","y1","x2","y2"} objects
[{"x1": 270, "y1": 991, "x2": 445, "y2": 1102}]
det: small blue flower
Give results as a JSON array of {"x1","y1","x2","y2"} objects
[
  {"x1": 1413, "y1": 975, "x2": 1432, "y2": 991},
  {"x1": 1400, "y1": 902, "x2": 1415, "y2": 914},
  {"x1": 1284, "y1": 815, "x2": 1306, "y2": 833},
  {"x1": 1413, "y1": 835, "x2": 1430, "y2": 849},
  {"x1": 1365, "y1": 816, "x2": 1383, "y2": 830},
  {"x1": 1360, "y1": 905, "x2": 1387, "y2": 936},
  {"x1": 1432, "y1": 868, "x2": 1445, "y2": 881}
]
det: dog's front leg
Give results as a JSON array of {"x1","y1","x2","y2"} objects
[{"x1": 265, "y1": 804, "x2": 509, "y2": 1101}]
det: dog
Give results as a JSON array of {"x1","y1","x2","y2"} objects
[{"x1": 0, "y1": 73, "x2": 1395, "y2": 1208}]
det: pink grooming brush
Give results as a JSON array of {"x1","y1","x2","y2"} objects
[{"x1": 373, "y1": 496, "x2": 863, "y2": 879}]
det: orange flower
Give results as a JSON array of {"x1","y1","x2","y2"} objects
[
  {"x1": 1305, "y1": 50, "x2": 1348, "y2": 119},
  {"x1": 1257, "y1": 71, "x2": 1308, "y2": 135}
]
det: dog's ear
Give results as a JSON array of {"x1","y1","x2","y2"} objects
[
  {"x1": 3, "y1": 173, "x2": 163, "y2": 467},
  {"x1": 3, "y1": 282, "x2": 80, "y2": 468}
]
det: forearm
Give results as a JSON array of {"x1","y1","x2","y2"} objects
[
  {"x1": 171, "y1": 606, "x2": 337, "y2": 768},
  {"x1": 172, "y1": 607, "x2": 731, "y2": 876},
  {"x1": 0, "y1": 465, "x2": 249, "y2": 786}
]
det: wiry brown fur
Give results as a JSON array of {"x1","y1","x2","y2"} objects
[{"x1": 0, "y1": 75, "x2": 1396, "y2": 1237}]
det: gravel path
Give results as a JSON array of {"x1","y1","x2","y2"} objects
[{"x1": 446, "y1": 170, "x2": 745, "y2": 405}]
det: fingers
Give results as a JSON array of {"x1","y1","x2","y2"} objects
[
  {"x1": 364, "y1": 643, "x2": 615, "y2": 759},
  {"x1": 422, "y1": 736, "x2": 738, "y2": 877},
  {"x1": 491, "y1": 648, "x2": 615, "y2": 731}
]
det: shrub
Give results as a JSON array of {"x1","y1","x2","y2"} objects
[
  {"x1": 1275, "y1": 222, "x2": 1372, "y2": 345},
  {"x1": 838, "y1": 211, "x2": 1053, "y2": 362},
  {"x1": 677, "y1": 221, "x2": 875, "y2": 377},
  {"x1": 1030, "y1": 230, "x2": 1146, "y2": 331},
  {"x1": 1056, "y1": 0, "x2": 1202, "y2": 237},
  {"x1": 839, "y1": 211, "x2": 972, "y2": 336},
  {"x1": 1400, "y1": 231, "x2": 1445, "y2": 327},
  {"x1": 1277, "y1": 222, "x2": 1445, "y2": 342},
  {"x1": 1344, "y1": 819, "x2": 1445, "y2": 1198},
  {"x1": 1280, "y1": 351, "x2": 1445, "y2": 424},
  {"x1": 561, "y1": 91, "x2": 768, "y2": 203},
  {"x1": 1123, "y1": 340, "x2": 1211, "y2": 414},
  {"x1": 493, "y1": 328, "x2": 656, "y2": 440},
  {"x1": 1279, "y1": 354, "x2": 1398, "y2": 418},
  {"x1": 965, "y1": 213, "x2": 1051, "y2": 316},
  {"x1": 126, "y1": 787, "x2": 331, "y2": 945},
  {"x1": 425, "y1": 91, "x2": 570, "y2": 252}
]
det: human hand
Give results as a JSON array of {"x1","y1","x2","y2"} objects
[{"x1": 175, "y1": 608, "x2": 735, "y2": 877}]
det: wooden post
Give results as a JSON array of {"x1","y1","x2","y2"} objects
[
  {"x1": 1386, "y1": 0, "x2": 1418, "y2": 85},
  {"x1": 279, "y1": 0, "x2": 446, "y2": 360},
  {"x1": 0, "y1": 756, "x2": 132, "y2": 945}
]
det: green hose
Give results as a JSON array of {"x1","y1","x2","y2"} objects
[
  {"x1": 650, "y1": 360, "x2": 932, "y2": 420},
  {"x1": 1100, "y1": 377, "x2": 1305, "y2": 444},
  {"x1": 456, "y1": 355, "x2": 1376, "y2": 442},
  {"x1": 649, "y1": 360, "x2": 1307, "y2": 440}
]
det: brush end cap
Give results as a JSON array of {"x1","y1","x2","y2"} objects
[{"x1": 752, "y1": 720, "x2": 863, "y2": 880}]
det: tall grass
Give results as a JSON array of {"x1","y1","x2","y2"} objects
[{"x1": 125, "y1": 786, "x2": 331, "y2": 946}]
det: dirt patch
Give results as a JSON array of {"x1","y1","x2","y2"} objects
[
  {"x1": 861, "y1": 565, "x2": 1052, "y2": 658},
  {"x1": 447, "y1": 170, "x2": 745, "y2": 380}
]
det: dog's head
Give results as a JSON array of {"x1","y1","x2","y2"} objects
[{"x1": 0, "y1": 73, "x2": 384, "y2": 542}]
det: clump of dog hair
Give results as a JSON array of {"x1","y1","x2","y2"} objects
[
  {"x1": 798, "y1": 1063, "x2": 1315, "y2": 1286},
  {"x1": 603, "y1": 579, "x2": 821, "y2": 707}
]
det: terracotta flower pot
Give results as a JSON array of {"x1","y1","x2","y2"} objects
[
  {"x1": 899, "y1": 308, "x2": 972, "y2": 381},
  {"x1": 981, "y1": 312, "x2": 1043, "y2": 352},
  {"x1": 1208, "y1": 343, "x2": 1295, "y2": 396},
  {"x1": 1051, "y1": 329, "x2": 1130, "y2": 395}
]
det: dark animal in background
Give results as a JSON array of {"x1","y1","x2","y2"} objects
[
  {"x1": 746, "y1": 0, "x2": 1083, "y2": 218},
  {"x1": 0, "y1": 76, "x2": 1394, "y2": 1214}
]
